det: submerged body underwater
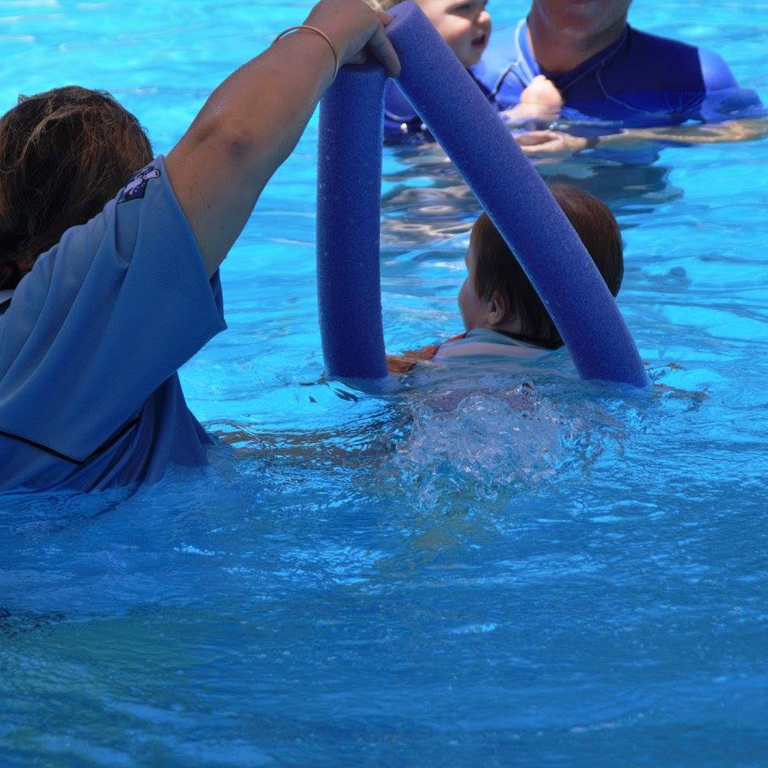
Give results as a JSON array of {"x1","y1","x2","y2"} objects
[{"x1": 1, "y1": 0, "x2": 768, "y2": 765}]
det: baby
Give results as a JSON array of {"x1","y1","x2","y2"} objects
[
  {"x1": 374, "y1": 0, "x2": 562, "y2": 138},
  {"x1": 387, "y1": 184, "x2": 623, "y2": 372},
  {"x1": 373, "y1": 0, "x2": 491, "y2": 68}
]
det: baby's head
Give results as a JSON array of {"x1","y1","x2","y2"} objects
[
  {"x1": 459, "y1": 184, "x2": 623, "y2": 349},
  {"x1": 372, "y1": 0, "x2": 491, "y2": 67}
]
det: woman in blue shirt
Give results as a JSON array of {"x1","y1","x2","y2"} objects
[{"x1": 0, "y1": 0, "x2": 400, "y2": 493}]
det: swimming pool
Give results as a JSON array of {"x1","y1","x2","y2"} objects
[{"x1": 2, "y1": 0, "x2": 768, "y2": 765}]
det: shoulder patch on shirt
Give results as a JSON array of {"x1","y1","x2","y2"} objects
[{"x1": 118, "y1": 164, "x2": 161, "y2": 204}]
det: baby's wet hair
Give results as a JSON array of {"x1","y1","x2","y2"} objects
[{"x1": 471, "y1": 184, "x2": 623, "y2": 349}]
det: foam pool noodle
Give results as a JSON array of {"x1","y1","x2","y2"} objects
[
  {"x1": 317, "y1": 64, "x2": 388, "y2": 381},
  {"x1": 317, "y1": 2, "x2": 648, "y2": 388},
  {"x1": 387, "y1": 2, "x2": 648, "y2": 387}
]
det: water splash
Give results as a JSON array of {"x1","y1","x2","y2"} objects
[{"x1": 384, "y1": 377, "x2": 614, "y2": 512}]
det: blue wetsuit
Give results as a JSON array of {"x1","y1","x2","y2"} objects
[
  {"x1": 0, "y1": 156, "x2": 226, "y2": 493},
  {"x1": 384, "y1": 71, "x2": 498, "y2": 142},
  {"x1": 472, "y1": 20, "x2": 763, "y2": 128}
]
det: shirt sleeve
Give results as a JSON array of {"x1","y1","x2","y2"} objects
[
  {"x1": 0, "y1": 155, "x2": 226, "y2": 464},
  {"x1": 694, "y1": 48, "x2": 765, "y2": 122}
]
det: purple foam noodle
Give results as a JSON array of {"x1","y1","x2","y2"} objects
[
  {"x1": 317, "y1": 64, "x2": 388, "y2": 380},
  {"x1": 387, "y1": 2, "x2": 648, "y2": 387}
]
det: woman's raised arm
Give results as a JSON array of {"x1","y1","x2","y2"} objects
[{"x1": 166, "y1": 0, "x2": 400, "y2": 277}]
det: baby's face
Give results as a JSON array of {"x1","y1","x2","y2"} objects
[
  {"x1": 417, "y1": 0, "x2": 491, "y2": 68},
  {"x1": 458, "y1": 241, "x2": 488, "y2": 331}
]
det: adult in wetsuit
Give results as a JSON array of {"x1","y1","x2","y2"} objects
[{"x1": 472, "y1": 0, "x2": 763, "y2": 154}]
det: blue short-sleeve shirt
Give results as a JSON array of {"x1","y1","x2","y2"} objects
[{"x1": 0, "y1": 155, "x2": 227, "y2": 493}]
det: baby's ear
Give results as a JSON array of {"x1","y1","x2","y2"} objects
[{"x1": 487, "y1": 291, "x2": 510, "y2": 326}]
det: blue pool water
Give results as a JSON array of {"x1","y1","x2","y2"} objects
[{"x1": 2, "y1": 1, "x2": 768, "y2": 766}]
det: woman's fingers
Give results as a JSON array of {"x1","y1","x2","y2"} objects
[
  {"x1": 330, "y1": 9, "x2": 400, "y2": 76},
  {"x1": 365, "y1": 15, "x2": 400, "y2": 77},
  {"x1": 305, "y1": 0, "x2": 400, "y2": 78}
]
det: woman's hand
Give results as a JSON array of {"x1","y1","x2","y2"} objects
[
  {"x1": 304, "y1": 0, "x2": 401, "y2": 77},
  {"x1": 167, "y1": 0, "x2": 400, "y2": 279}
]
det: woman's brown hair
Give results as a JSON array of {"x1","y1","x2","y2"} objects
[
  {"x1": 0, "y1": 86, "x2": 153, "y2": 290},
  {"x1": 471, "y1": 183, "x2": 623, "y2": 349}
]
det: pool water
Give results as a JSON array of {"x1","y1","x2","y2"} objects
[{"x1": 2, "y1": 1, "x2": 768, "y2": 766}]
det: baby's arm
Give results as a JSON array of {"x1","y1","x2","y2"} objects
[{"x1": 502, "y1": 75, "x2": 563, "y2": 125}]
